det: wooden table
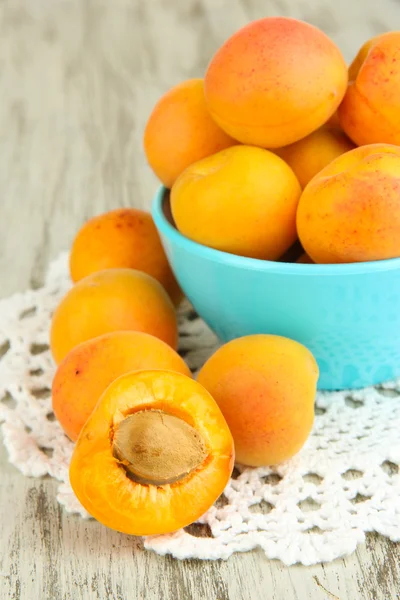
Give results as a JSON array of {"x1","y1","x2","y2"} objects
[{"x1": 1, "y1": 1, "x2": 399, "y2": 598}]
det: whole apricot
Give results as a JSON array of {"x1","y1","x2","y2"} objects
[
  {"x1": 52, "y1": 331, "x2": 191, "y2": 441},
  {"x1": 144, "y1": 78, "x2": 236, "y2": 188},
  {"x1": 297, "y1": 144, "x2": 400, "y2": 263},
  {"x1": 204, "y1": 17, "x2": 348, "y2": 147},
  {"x1": 338, "y1": 32, "x2": 400, "y2": 145},
  {"x1": 69, "y1": 208, "x2": 182, "y2": 305},
  {"x1": 171, "y1": 145, "x2": 301, "y2": 260},
  {"x1": 70, "y1": 370, "x2": 234, "y2": 535},
  {"x1": 198, "y1": 335, "x2": 319, "y2": 467},
  {"x1": 274, "y1": 126, "x2": 355, "y2": 188},
  {"x1": 50, "y1": 269, "x2": 177, "y2": 364}
]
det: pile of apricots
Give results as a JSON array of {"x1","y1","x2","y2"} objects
[
  {"x1": 50, "y1": 16, "x2": 400, "y2": 538},
  {"x1": 145, "y1": 18, "x2": 400, "y2": 264}
]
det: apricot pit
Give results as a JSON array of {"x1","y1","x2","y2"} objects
[{"x1": 112, "y1": 410, "x2": 207, "y2": 486}]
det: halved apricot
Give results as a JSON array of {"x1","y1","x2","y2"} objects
[
  {"x1": 69, "y1": 370, "x2": 234, "y2": 535},
  {"x1": 52, "y1": 331, "x2": 191, "y2": 442}
]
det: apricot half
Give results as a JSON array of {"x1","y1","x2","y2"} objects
[
  {"x1": 204, "y1": 17, "x2": 348, "y2": 147},
  {"x1": 171, "y1": 145, "x2": 301, "y2": 260},
  {"x1": 52, "y1": 331, "x2": 191, "y2": 441},
  {"x1": 69, "y1": 208, "x2": 182, "y2": 305},
  {"x1": 297, "y1": 144, "x2": 400, "y2": 263},
  {"x1": 198, "y1": 335, "x2": 319, "y2": 467},
  {"x1": 70, "y1": 370, "x2": 234, "y2": 535},
  {"x1": 50, "y1": 269, "x2": 177, "y2": 364}
]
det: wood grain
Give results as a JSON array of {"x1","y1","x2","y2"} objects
[{"x1": 0, "y1": 1, "x2": 399, "y2": 598}]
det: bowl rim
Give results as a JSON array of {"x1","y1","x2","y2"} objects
[{"x1": 152, "y1": 185, "x2": 400, "y2": 276}]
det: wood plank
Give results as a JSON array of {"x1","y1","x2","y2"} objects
[{"x1": 0, "y1": 1, "x2": 399, "y2": 599}]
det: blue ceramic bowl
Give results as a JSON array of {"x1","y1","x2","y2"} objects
[{"x1": 152, "y1": 186, "x2": 400, "y2": 390}]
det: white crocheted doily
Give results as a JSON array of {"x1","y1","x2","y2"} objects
[{"x1": 1, "y1": 253, "x2": 399, "y2": 565}]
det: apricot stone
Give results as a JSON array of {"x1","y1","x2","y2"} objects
[
  {"x1": 204, "y1": 17, "x2": 348, "y2": 147},
  {"x1": 144, "y1": 78, "x2": 236, "y2": 188},
  {"x1": 50, "y1": 269, "x2": 177, "y2": 364},
  {"x1": 52, "y1": 331, "x2": 191, "y2": 441},
  {"x1": 171, "y1": 145, "x2": 301, "y2": 260},
  {"x1": 338, "y1": 32, "x2": 400, "y2": 145},
  {"x1": 198, "y1": 335, "x2": 319, "y2": 467},
  {"x1": 274, "y1": 126, "x2": 355, "y2": 188},
  {"x1": 69, "y1": 208, "x2": 182, "y2": 305},
  {"x1": 297, "y1": 144, "x2": 400, "y2": 263}
]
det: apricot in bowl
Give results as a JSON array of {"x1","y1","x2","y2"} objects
[{"x1": 152, "y1": 187, "x2": 400, "y2": 391}]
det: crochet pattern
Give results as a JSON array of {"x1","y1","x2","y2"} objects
[{"x1": 0, "y1": 253, "x2": 399, "y2": 565}]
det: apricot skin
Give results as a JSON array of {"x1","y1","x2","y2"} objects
[
  {"x1": 204, "y1": 17, "x2": 348, "y2": 147},
  {"x1": 52, "y1": 331, "x2": 191, "y2": 441},
  {"x1": 69, "y1": 370, "x2": 234, "y2": 536},
  {"x1": 69, "y1": 208, "x2": 182, "y2": 305},
  {"x1": 274, "y1": 126, "x2": 355, "y2": 188},
  {"x1": 50, "y1": 269, "x2": 178, "y2": 364},
  {"x1": 338, "y1": 32, "x2": 400, "y2": 146},
  {"x1": 144, "y1": 78, "x2": 236, "y2": 188},
  {"x1": 197, "y1": 335, "x2": 319, "y2": 467},
  {"x1": 171, "y1": 145, "x2": 301, "y2": 260},
  {"x1": 297, "y1": 144, "x2": 400, "y2": 264}
]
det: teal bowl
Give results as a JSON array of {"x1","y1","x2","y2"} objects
[{"x1": 152, "y1": 186, "x2": 400, "y2": 390}]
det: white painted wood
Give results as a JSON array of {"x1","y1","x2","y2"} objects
[{"x1": 0, "y1": 1, "x2": 399, "y2": 598}]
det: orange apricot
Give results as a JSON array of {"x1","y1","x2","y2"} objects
[
  {"x1": 296, "y1": 253, "x2": 314, "y2": 264},
  {"x1": 204, "y1": 17, "x2": 348, "y2": 147},
  {"x1": 198, "y1": 335, "x2": 319, "y2": 467},
  {"x1": 69, "y1": 370, "x2": 234, "y2": 535},
  {"x1": 50, "y1": 269, "x2": 177, "y2": 364},
  {"x1": 171, "y1": 145, "x2": 301, "y2": 260},
  {"x1": 274, "y1": 126, "x2": 355, "y2": 188},
  {"x1": 297, "y1": 143, "x2": 400, "y2": 263},
  {"x1": 338, "y1": 32, "x2": 400, "y2": 145},
  {"x1": 52, "y1": 331, "x2": 191, "y2": 441},
  {"x1": 69, "y1": 208, "x2": 182, "y2": 305},
  {"x1": 144, "y1": 78, "x2": 236, "y2": 188}
]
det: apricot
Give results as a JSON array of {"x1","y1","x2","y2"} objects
[
  {"x1": 69, "y1": 208, "x2": 182, "y2": 305},
  {"x1": 69, "y1": 370, "x2": 234, "y2": 535},
  {"x1": 297, "y1": 143, "x2": 400, "y2": 263},
  {"x1": 52, "y1": 331, "x2": 191, "y2": 441},
  {"x1": 296, "y1": 253, "x2": 314, "y2": 264},
  {"x1": 204, "y1": 17, "x2": 348, "y2": 147},
  {"x1": 338, "y1": 32, "x2": 400, "y2": 145},
  {"x1": 50, "y1": 269, "x2": 177, "y2": 364},
  {"x1": 274, "y1": 126, "x2": 355, "y2": 188},
  {"x1": 144, "y1": 78, "x2": 236, "y2": 188},
  {"x1": 171, "y1": 145, "x2": 301, "y2": 260},
  {"x1": 197, "y1": 335, "x2": 319, "y2": 467}
]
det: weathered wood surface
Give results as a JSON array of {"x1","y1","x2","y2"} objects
[{"x1": 0, "y1": 1, "x2": 399, "y2": 598}]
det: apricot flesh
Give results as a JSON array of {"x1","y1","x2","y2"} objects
[
  {"x1": 69, "y1": 208, "x2": 182, "y2": 305},
  {"x1": 171, "y1": 145, "x2": 301, "y2": 260},
  {"x1": 297, "y1": 144, "x2": 400, "y2": 263},
  {"x1": 50, "y1": 269, "x2": 177, "y2": 364},
  {"x1": 338, "y1": 32, "x2": 400, "y2": 145},
  {"x1": 274, "y1": 126, "x2": 355, "y2": 188},
  {"x1": 198, "y1": 335, "x2": 319, "y2": 467},
  {"x1": 144, "y1": 78, "x2": 236, "y2": 188},
  {"x1": 204, "y1": 17, "x2": 348, "y2": 147},
  {"x1": 69, "y1": 370, "x2": 234, "y2": 535},
  {"x1": 52, "y1": 331, "x2": 191, "y2": 441}
]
